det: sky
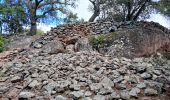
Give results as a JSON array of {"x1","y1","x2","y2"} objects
[{"x1": 38, "y1": 0, "x2": 170, "y2": 32}]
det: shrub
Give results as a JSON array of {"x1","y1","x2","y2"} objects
[
  {"x1": 37, "y1": 29, "x2": 44, "y2": 35},
  {"x1": 24, "y1": 29, "x2": 44, "y2": 35},
  {"x1": 0, "y1": 35, "x2": 7, "y2": 52},
  {"x1": 89, "y1": 32, "x2": 118, "y2": 50}
]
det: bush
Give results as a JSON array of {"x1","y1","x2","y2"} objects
[
  {"x1": 89, "y1": 32, "x2": 118, "y2": 50},
  {"x1": 37, "y1": 29, "x2": 44, "y2": 35},
  {"x1": 24, "y1": 29, "x2": 44, "y2": 35},
  {"x1": 0, "y1": 35, "x2": 7, "y2": 52}
]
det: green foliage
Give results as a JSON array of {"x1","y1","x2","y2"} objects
[
  {"x1": 158, "y1": 0, "x2": 170, "y2": 17},
  {"x1": 0, "y1": 36, "x2": 7, "y2": 52},
  {"x1": 36, "y1": 29, "x2": 44, "y2": 35},
  {"x1": 0, "y1": 0, "x2": 28, "y2": 34},
  {"x1": 64, "y1": 12, "x2": 84, "y2": 23},
  {"x1": 89, "y1": 32, "x2": 118, "y2": 50}
]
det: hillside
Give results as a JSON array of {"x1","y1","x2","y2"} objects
[{"x1": 0, "y1": 21, "x2": 170, "y2": 100}]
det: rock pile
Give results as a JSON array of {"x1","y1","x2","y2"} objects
[
  {"x1": 1, "y1": 20, "x2": 170, "y2": 100},
  {"x1": 0, "y1": 50, "x2": 170, "y2": 99},
  {"x1": 31, "y1": 21, "x2": 170, "y2": 58},
  {"x1": 49, "y1": 21, "x2": 116, "y2": 36}
]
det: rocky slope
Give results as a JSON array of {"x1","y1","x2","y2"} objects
[
  {"x1": 0, "y1": 50, "x2": 170, "y2": 100},
  {"x1": 0, "y1": 21, "x2": 170, "y2": 100}
]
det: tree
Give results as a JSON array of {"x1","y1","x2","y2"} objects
[
  {"x1": 25, "y1": 0, "x2": 77, "y2": 35},
  {"x1": 0, "y1": 0, "x2": 28, "y2": 34},
  {"x1": 157, "y1": 0, "x2": 170, "y2": 17},
  {"x1": 64, "y1": 12, "x2": 84, "y2": 23},
  {"x1": 64, "y1": 12, "x2": 78, "y2": 23},
  {"x1": 89, "y1": 0, "x2": 155, "y2": 22},
  {"x1": 88, "y1": 0, "x2": 107, "y2": 22}
]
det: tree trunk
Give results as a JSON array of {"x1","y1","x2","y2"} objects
[
  {"x1": 29, "y1": 18, "x2": 37, "y2": 35},
  {"x1": 89, "y1": 4, "x2": 100, "y2": 22},
  {"x1": 89, "y1": 11, "x2": 99, "y2": 22}
]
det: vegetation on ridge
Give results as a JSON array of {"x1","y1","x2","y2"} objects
[{"x1": 89, "y1": 32, "x2": 118, "y2": 50}]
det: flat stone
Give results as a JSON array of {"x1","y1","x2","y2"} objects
[
  {"x1": 98, "y1": 87, "x2": 113, "y2": 95},
  {"x1": 55, "y1": 95, "x2": 67, "y2": 100},
  {"x1": 82, "y1": 97, "x2": 92, "y2": 100},
  {"x1": 153, "y1": 70, "x2": 161, "y2": 76},
  {"x1": 110, "y1": 92, "x2": 120, "y2": 99},
  {"x1": 167, "y1": 76, "x2": 170, "y2": 85},
  {"x1": 19, "y1": 91, "x2": 35, "y2": 98},
  {"x1": 0, "y1": 77, "x2": 8, "y2": 82},
  {"x1": 84, "y1": 91, "x2": 92, "y2": 97},
  {"x1": 69, "y1": 91, "x2": 84, "y2": 99},
  {"x1": 0, "y1": 85, "x2": 9, "y2": 94},
  {"x1": 32, "y1": 42, "x2": 42, "y2": 48},
  {"x1": 114, "y1": 76, "x2": 124, "y2": 83},
  {"x1": 93, "y1": 95, "x2": 106, "y2": 100},
  {"x1": 28, "y1": 80, "x2": 40, "y2": 88},
  {"x1": 116, "y1": 83, "x2": 126, "y2": 90},
  {"x1": 136, "y1": 66, "x2": 146, "y2": 73},
  {"x1": 11, "y1": 76, "x2": 22, "y2": 83},
  {"x1": 144, "y1": 88, "x2": 158, "y2": 96},
  {"x1": 120, "y1": 91, "x2": 130, "y2": 100},
  {"x1": 100, "y1": 76, "x2": 114, "y2": 87},
  {"x1": 129, "y1": 87, "x2": 140, "y2": 97},
  {"x1": 136, "y1": 83, "x2": 146, "y2": 89},
  {"x1": 89, "y1": 83, "x2": 102, "y2": 92},
  {"x1": 141, "y1": 73, "x2": 152, "y2": 80},
  {"x1": 69, "y1": 84, "x2": 80, "y2": 91}
]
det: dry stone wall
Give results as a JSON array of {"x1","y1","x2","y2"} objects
[{"x1": 49, "y1": 21, "x2": 117, "y2": 37}]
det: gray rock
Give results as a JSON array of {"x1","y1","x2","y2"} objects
[
  {"x1": 32, "y1": 42, "x2": 42, "y2": 48},
  {"x1": 28, "y1": 80, "x2": 40, "y2": 88},
  {"x1": 136, "y1": 66, "x2": 146, "y2": 73},
  {"x1": 0, "y1": 77, "x2": 8, "y2": 82},
  {"x1": 116, "y1": 83, "x2": 126, "y2": 90},
  {"x1": 44, "y1": 81, "x2": 71, "y2": 94},
  {"x1": 89, "y1": 83, "x2": 102, "y2": 92},
  {"x1": 69, "y1": 84, "x2": 80, "y2": 91},
  {"x1": 129, "y1": 87, "x2": 140, "y2": 97},
  {"x1": 69, "y1": 91, "x2": 84, "y2": 99},
  {"x1": 141, "y1": 73, "x2": 152, "y2": 80},
  {"x1": 75, "y1": 37, "x2": 92, "y2": 51},
  {"x1": 82, "y1": 97, "x2": 92, "y2": 100},
  {"x1": 144, "y1": 88, "x2": 158, "y2": 96},
  {"x1": 120, "y1": 91, "x2": 130, "y2": 100},
  {"x1": 153, "y1": 70, "x2": 161, "y2": 76},
  {"x1": 100, "y1": 76, "x2": 114, "y2": 88},
  {"x1": 136, "y1": 83, "x2": 146, "y2": 89},
  {"x1": 55, "y1": 95, "x2": 67, "y2": 100},
  {"x1": 11, "y1": 76, "x2": 22, "y2": 83},
  {"x1": 167, "y1": 76, "x2": 170, "y2": 85},
  {"x1": 42, "y1": 40, "x2": 64, "y2": 54},
  {"x1": 98, "y1": 87, "x2": 113, "y2": 95},
  {"x1": 84, "y1": 91, "x2": 92, "y2": 97},
  {"x1": 66, "y1": 44, "x2": 74, "y2": 52},
  {"x1": 110, "y1": 92, "x2": 120, "y2": 99},
  {"x1": 93, "y1": 95, "x2": 106, "y2": 100},
  {"x1": 0, "y1": 85, "x2": 9, "y2": 94},
  {"x1": 145, "y1": 81, "x2": 163, "y2": 93},
  {"x1": 114, "y1": 76, "x2": 124, "y2": 83},
  {"x1": 19, "y1": 91, "x2": 35, "y2": 98}
]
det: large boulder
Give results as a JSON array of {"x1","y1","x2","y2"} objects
[
  {"x1": 104, "y1": 21, "x2": 170, "y2": 58},
  {"x1": 42, "y1": 40, "x2": 65, "y2": 54},
  {"x1": 75, "y1": 37, "x2": 93, "y2": 52}
]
